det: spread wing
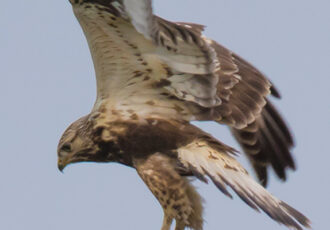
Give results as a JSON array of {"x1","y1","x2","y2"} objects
[
  {"x1": 208, "y1": 41, "x2": 295, "y2": 185},
  {"x1": 161, "y1": 21, "x2": 294, "y2": 186},
  {"x1": 71, "y1": 1, "x2": 295, "y2": 184},
  {"x1": 177, "y1": 136, "x2": 310, "y2": 230},
  {"x1": 72, "y1": 0, "x2": 220, "y2": 121}
]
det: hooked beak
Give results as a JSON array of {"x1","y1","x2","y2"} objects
[{"x1": 57, "y1": 159, "x2": 66, "y2": 173}]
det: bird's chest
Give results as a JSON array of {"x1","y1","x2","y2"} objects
[
  {"x1": 114, "y1": 121, "x2": 187, "y2": 159},
  {"x1": 92, "y1": 118, "x2": 189, "y2": 166},
  {"x1": 117, "y1": 132, "x2": 178, "y2": 159}
]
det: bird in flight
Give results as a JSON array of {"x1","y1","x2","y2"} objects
[{"x1": 58, "y1": 1, "x2": 311, "y2": 230}]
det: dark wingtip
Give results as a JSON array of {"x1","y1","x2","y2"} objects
[
  {"x1": 260, "y1": 179, "x2": 267, "y2": 187},
  {"x1": 270, "y1": 82, "x2": 281, "y2": 98},
  {"x1": 253, "y1": 164, "x2": 268, "y2": 187}
]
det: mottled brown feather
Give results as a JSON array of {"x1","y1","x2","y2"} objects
[
  {"x1": 61, "y1": 2, "x2": 307, "y2": 229},
  {"x1": 134, "y1": 153, "x2": 203, "y2": 230},
  {"x1": 206, "y1": 40, "x2": 295, "y2": 186},
  {"x1": 231, "y1": 100, "x2": 295, "y2": 186}
]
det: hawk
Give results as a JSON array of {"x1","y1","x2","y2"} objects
[{"x1": 58, "y1": 1, "x2": 311, "y2": 230}]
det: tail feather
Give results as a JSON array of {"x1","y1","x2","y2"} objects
[{"x1": 178, "y1": 139, "x2": 310, "y2": 230}]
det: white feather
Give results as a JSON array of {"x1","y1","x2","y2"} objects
[{"x1": 123, "y1": 0, "x2": 154, "y2": 39}]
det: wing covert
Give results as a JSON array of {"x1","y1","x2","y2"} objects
[{"x1": 208, "y1": 41, "x2": 271, "y2": 129}]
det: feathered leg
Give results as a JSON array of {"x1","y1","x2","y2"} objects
[
  {"x1": 175, "y1": 222, "x2": 185, "y2": 230},
  {"x1": 161, "y1": 213, "x2": 173, "y2": 230},
  {"x1": 134, "y1": 153, "x2": 204, "y2": 230}
]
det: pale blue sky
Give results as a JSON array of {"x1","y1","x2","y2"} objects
[{"x1": 1, "y1": 0, "x2": 329, "y2": 229}]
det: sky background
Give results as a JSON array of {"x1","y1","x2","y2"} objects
[{"x1": 1, "y1": 0, "x2": 329, "y2": 229}]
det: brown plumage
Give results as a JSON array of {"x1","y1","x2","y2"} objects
[
  {"x1": 58, "y1": 117, "x2": 309, "y2": 230},
  {"x1": 231, "y1": 100, "x2": 295, "y2": 186},
  {"x1": 58, "y1": 1, "x2": 310, "y2": 229},
  {"x1": 135, "y1": 153, "x2": 203, "y2": 230},
  {"x1": 210, "y1": 41, "x2": 295, "y2": 185}
]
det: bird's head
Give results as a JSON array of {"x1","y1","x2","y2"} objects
[
  {"x1": 57, "y1": 115, "x2": 125, "y2": 172},
  {"x1": 57, "y1": 115, "x2": 98, "y2": 172}
]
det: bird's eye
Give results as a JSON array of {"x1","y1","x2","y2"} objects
[{"x1": 61, "y1": 143, "x2": 72, "y2": 152}]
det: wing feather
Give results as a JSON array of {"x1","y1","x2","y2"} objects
[
  {"x1": 210, "y1": 40, "x2": 270, "y2": 128},
  {"x1": 231, "y1": 100, "x2": 295, "y2": 186},
  {"x1": 177, "y1": 139, "x2": 310, "y2": 230},
  {"x1": 71, "y1": 1, "x2": 297, "y2": 187},
  {"x1": 123, "y1": 0, "x2": 219, "y2": 75},
  {"x1": 72, "y1": 2, "x2": 221, "y2": 114},
  {"x1": 207, "y1": 40, "x2": 295, "y2": 185}
]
